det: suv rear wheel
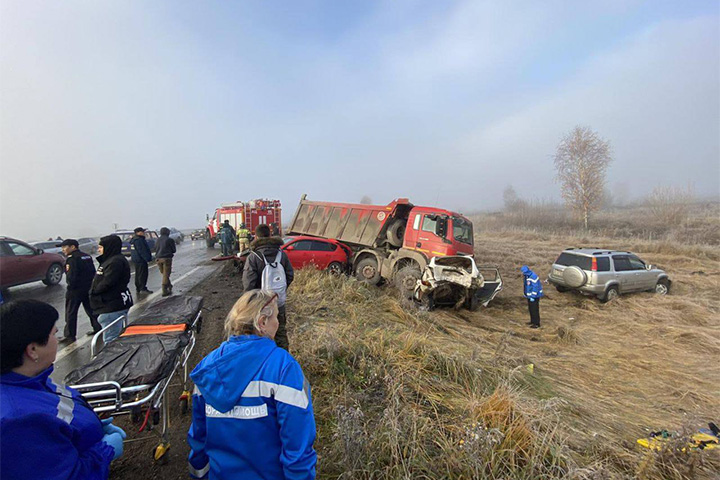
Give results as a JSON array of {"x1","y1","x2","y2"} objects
[
  {"x1": 555, "y1": 285, "x2": 570, "y2": 293},
  {"x1": 43, "y1": 263, "x2": 63, "y2": 286},
  {"x1": 600, "y1": 285, "x2": 619, "y2": 303}
]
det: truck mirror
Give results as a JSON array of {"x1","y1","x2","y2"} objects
[
  {"x1": 436, "y1": 218, "x2": 447, "y2": 238},
  {"x1": 206, "y1": 214, "x2": 209, "y2": 221}
]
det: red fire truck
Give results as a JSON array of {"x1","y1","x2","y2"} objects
[
  {"x1": 287, "y1": 194, "x2": 475, "y2": 295},
  {"x1": 205, "y1": 199, "x2": 282, "y2": 248}
]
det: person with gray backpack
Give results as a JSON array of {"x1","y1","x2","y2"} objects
[{"x1": 242, "y1": 224, "x2": 294, "y2": 349}]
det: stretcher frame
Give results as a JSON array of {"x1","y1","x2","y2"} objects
[{"x1": 69, "y1": 307, "x2": 202, "y2": 462}]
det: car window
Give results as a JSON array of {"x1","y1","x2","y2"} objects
[
  {"x1": 628, "y1": 256, "x2": 646, "y2": 270},
  {"x1": 8, "y1": 242, "x2": 35, "y2": 256},
  {"x1": 312, "y1": 240, "x2": 336, "y2": 252},
  {"x1": 289, "y1": 240, "x2": 313, "y2": 251},
  {"x1": 412, "y1": 214, "x2": 421, "y2": 230},
  {"x1": 421, "y1": 215, "x2": 437, "y2": 233},
  {"x1": 555, "y1": 253, "x2": 592, "y2": 270},
  {"x1": 596, "y1": 257, "x2": 611, "y2": 272},
  {"x1": 0, "y1": 242, "x2": 13, "y2": 257},
  {"x1": 612, "y1": 255, "x2": 633, "y2": 272},
  {"x1": 147, "y1": 232, "x2": 158, "y2": 239}
]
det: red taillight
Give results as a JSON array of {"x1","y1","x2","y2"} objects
[{"x1": 591, "y1": 257, "x2": 597, "y2": 271}]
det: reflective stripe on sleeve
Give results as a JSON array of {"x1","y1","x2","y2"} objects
[
  {"x1": 188, "y1": 462, "x2": 210, "y2": 478},
  {"x1": 52, "y1": 382, "x2": 75, "y2": 425}
]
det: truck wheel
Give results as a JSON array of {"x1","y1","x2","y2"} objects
[
  {"x1": 205, "y1": 231, "x2": 215, "y2": 248},
  {"x1": 355, "y1": 258, "x2": 381, "y2": 285},
  {"x1": 386, "y1": 221, "x2": 405, "y2": 248},
  {"x1": 394, "y1": 265, "x2": 421, "y2": 298},
  {"x1": 42, "y1": 263, "x2": 63, "y2": 286}
]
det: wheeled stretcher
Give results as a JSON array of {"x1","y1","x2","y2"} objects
[{"x1": 66, "y1": 295, "x2": 203, "y2": 462}]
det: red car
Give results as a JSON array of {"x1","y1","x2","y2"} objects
[
  {"x1": 281, "y1": 236, "x2": 351, "y2": 274},
  {"x1": 0, "y1": 236, "x2": 66, "y2": 290}
]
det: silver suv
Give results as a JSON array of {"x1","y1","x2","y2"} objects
[{"x1": 548, "y1": 248, "x2": 671, "y2": 302}]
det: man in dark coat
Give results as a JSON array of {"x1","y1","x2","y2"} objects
[
  {"x1": 58, "y1": 239, "x2": 101, "y2": 343},
  {"x1": 242, "y1": 224, "x2": 294, "y2": 350},
  {"x1": 90, "y1": 235, "x2": 134, "y2": 342},
  {"x1": 129, "y1": 227, "x2": 153, "y2": 295},
  {"x1": 219, "y1": 220, "x2": 235, "y2": 256},
  {"x1": 154, "y1": 227, "x2": 176, "y2": 297}
]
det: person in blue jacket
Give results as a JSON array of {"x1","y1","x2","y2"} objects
[
  {"x1": 187, "y1": 289, "x2": 317, "y2": 480},
  {"x1": 0, "y1": 300, "x2": 126, "y2": 480},
  {"x1": 521, "y1": 265, "x2": 544, "y2": 328},
  {"x1": 218, "y1": 220, "x2": 236, "y2": 256}
]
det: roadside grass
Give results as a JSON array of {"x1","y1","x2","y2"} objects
[{"x1": 286, "y1": 230, "x2": 719, "y2": 479}]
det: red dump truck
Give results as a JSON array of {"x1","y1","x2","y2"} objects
[
  {"x1": 205, "y1": 199, "x2": 282, "y2": 248},
  {"x1": 287, "y1": 194, "x2": 478, "y2": 295}
]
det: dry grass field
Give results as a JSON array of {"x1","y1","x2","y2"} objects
[{"x1": 287, "y1": 228, "x2": 720, "y2": 479}]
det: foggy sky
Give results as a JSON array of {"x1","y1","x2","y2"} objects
[{"x1": 1, "y1": 0, "x2": 718, "y2": 241}]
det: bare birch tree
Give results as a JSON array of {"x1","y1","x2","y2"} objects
[{"x1": 554, "y1": 126, "x2": 612, "y2": 229}]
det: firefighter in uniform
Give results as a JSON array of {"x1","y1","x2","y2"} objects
[
  {"x1": 58, "y1": 239, "x2": 102, "y2": 343},
  {"x1": 236, "y1": 223, "x2": 251, "y2": 253}
]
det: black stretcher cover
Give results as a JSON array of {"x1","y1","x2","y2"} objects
[
  {"x1": 65, "y1": 332, "x2": 190, "y2": 387},
  {"x1": 131, "y1": 295, "x2": 203, "y2": 326}
]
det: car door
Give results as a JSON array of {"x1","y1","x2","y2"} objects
[
  {"x1": 0, "y1": 241, "x2": 22, "y2": 288},
  {"x1": 611, "y1": 255, "x2": 635, "y2": 292},
  {"x1": 415, "y1": 214, "x2": 446, "y2": 257},
  {"x1": 282, "y1": 240, "x2": 313, "y2": 269},
  {"x1": 628, "y1": 255, "x2": 653, "y2": 290},
  {"x1": 6, "y1": 241, "x2": 44, "y2": 285},
  {"x1": 310, "y1": 240, "x2": 338, "y2": 269}
]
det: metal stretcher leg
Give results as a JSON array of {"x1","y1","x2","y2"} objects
[{"x1": 153, "y1": 390, "x2": 171, "y2": 463}]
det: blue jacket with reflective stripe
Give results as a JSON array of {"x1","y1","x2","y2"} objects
[
  {"x1": 522, "y1": 268, "x2": 544, "y2": 299},
  {"x1": 188, "y1": 335, "x2": 316, "y2": 480},
  {"x1": 0, "y1": 366, "x2": 114, "y2": 480}
]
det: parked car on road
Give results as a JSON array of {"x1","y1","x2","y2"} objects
[
  {"x1": 281, "y1": 236, "x2": 351, "y2": 274},
  {"x1": 115, "y1": 230, "x2": 158, "y2": 256},
  {"x1": 30, "y1": 241, "x2": 64, "y2": 256},
  {"x1": 78, "y1": 237, "x2": 99, "y2": 254},
  {"x1": 0, "y1": 236, "x2": 66, "y2": 290},
  {"x1": 548, "y1": 248, "x2": 671, "y2": 302},
  {"x1": 168, "y1": 227, "x2": 184, "y2": 243}
]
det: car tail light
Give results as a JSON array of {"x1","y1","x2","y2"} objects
[{"x1": 591, "y1": 257, "x2": 598, "y2": 271}]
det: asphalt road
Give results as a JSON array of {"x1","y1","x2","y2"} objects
[{"x1": 3, "y1": 239, "x2": 223, "y2": 383}]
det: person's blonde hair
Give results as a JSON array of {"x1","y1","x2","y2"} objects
[{"x1": 224, "y1": 289, "x2": 278, "y2": 338}]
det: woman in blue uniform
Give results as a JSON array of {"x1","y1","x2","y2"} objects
[{"x1": 0, "y1": 300, "x2": 125, "y2": 480}]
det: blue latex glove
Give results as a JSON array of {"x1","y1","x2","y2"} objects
[
  {"x1": 102, "y1": 432, "x2": 124, "y2": 460},
  {"x1": 101, "y1": 417, "x2": 127, "y2": 439},
  {"x1": 529, "y1": 297, "x2": 535, "y2": 302}
]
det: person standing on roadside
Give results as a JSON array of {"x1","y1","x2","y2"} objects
[
  {"x1": 130, "y1": 227, "x2": 153, "y2": 296},
  {"x1": 155, "y1": 227, "x2": 176, "y2": 297},
  {"x1": 242, "y1": 224, "x2": 294, "y2": 350},
  {"x1": 90, "y1": 235, "x2": 133, "y2": 342},
  {"x1": 58, "y1": 239, "x2": 101, "y2": 344},
  {"x1": 236, "y1": 223, "x2": 251, "y2": 253},
  {"x1": 521, "y1": 265, "x2": 543, "y2": 329},
  {"x1": 219, "y1": 220, "x2": 235, "y2": 256}
]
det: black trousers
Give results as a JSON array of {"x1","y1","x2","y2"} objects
[
  {"x1": 134, "y1": 261, "x2": 149, "y2": 292},
  {"x1": 64, "y1": 291, "x2": 101, "y2": 338},
  {"x1": 275, "y1": 305, "x2": 289, "y2": 351},
  {"x1": 528, "y1": 298, "x2": 541, "y2": 326}
]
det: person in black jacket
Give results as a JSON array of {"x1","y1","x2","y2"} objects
[
  {"x1": 154, "y1": 227, "x2": 176, "y2": 297},
  {"x1": 129, "y1": 227, "x2": 153, "y2": 295},
  {"x1": 90, "y1": 235, "x2": 133, "y2": 343},
  {"x1": 242, "y1": 224, "x2": 294, "y2": 350},
  {"x1": 57, "y1": 239, "x2": 101, "y2": 343}
]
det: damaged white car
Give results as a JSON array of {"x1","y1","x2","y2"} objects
[{"x1": 413, "y1": 256, "x2": 503, "y2": 311}]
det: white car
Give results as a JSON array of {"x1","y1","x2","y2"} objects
[{"x1": 31, "y1": 241, "x2": 64, "y2": 256}]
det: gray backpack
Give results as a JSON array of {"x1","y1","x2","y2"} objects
[{"x1": 256, "y1": 250, "x2": 287, "y2": 306}]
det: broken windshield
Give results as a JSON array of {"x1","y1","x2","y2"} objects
[{"x1": 452, "y1": 217, "x2": 473, "y2": 245}]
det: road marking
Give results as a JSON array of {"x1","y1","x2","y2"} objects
[
  {"x1": 130, "y1": 264, "x2": 159, "y2": 277},
  {"x1": 55, "y1": 265, "x2": 205, "y2": 362}
]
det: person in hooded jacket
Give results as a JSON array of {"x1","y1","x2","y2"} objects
[
  {"x1": 219, "y1": 220, "x2": 235, "y2": 256},
  {"x1": 129, "y1": 227, "x2": 153, "y2": 295},
  {"x1": 521, "y1": 265, "x2": 544, "y2": 328},
  {"x1": 187, "y1": 289, "x2": 316, "y2": 480},
  {"x1": 155, "y1": 227, "x2": 177, "y2": 296},
  {"x1": 90, "y1": 235, "x2": 133, "y2": 342},
  {"x1": 242, "y1": 224, "x2": 294, "y2": 350},
  {"x1": 0, "y1": 300, "x2": 126, "y2": 480}
]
